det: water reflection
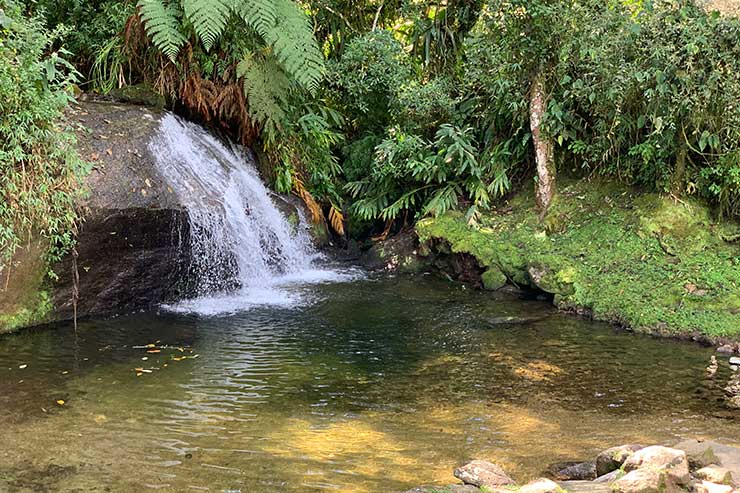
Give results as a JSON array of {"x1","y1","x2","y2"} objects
[{"x1": 0, "y1": 274, "x2": 737, "y2": 492}]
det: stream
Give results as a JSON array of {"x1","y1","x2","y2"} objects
[{"x1": 1, "y1": 274, "x2": 738, "y2": 492}]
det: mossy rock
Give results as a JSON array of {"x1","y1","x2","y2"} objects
[{"x1": 482, "y1": 268, "x2": 507, "y2": 291}]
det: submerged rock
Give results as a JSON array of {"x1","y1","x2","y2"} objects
[
  {"x1": 453, "y1": 460, "x2": 515, "y2": 489},
  {"x1": 595, "y1": 444, "x2": 644, "y2": 477},
  {"x1": 404, "y1": 486, "x2": 480, "y2": 493}
]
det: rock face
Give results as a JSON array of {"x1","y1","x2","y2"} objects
[
  {"x1": 453, "y1": 460, "x2": 516, "y2": 489},
  {"x1": 596, "y1": 444, "x2": 644, "y2": 477},
  {"x1": 0, "y1": 99, "x2": 322, "y2": 331}
]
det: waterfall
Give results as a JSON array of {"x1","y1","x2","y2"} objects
[{"x1": 149, "y1": 113, "x2": 349, "y2": 314}]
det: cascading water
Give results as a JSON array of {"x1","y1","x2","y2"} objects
[{"x1": 149, "y1": 113, "x2": 352, "y2": 314}]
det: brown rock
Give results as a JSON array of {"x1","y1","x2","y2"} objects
[
  {"x1": 453, "y1": 460, "x2": 516, "y2": 489},
  {"x1": 673, "y1": 440, "x2": 722, "y2": 470},
  {"x1": 612, "y1": 469, "x2": 683, "y2": 493}
]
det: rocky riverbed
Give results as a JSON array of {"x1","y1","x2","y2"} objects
[{"x1": 408, "y1": 440, "x2": 740, "y2": 493}]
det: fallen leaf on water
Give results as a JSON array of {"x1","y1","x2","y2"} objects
[
  {"x1": 56, "y1": 399, "x2": 65, "y2": 406},
  {"x1": 141, "y1": 357, "x2": 148, "y2": 361},
  {"x1": 106, "y1": 148, "x2": 112, "y2": 156},
  {"x1": 145, "y1": 343, "x2": 156, "y2": 348},
  {"x1": 147, "y1": 349, "x2": 161, "y2": 353},
  {"x1": 18, "y1": 364, "x2": 27, "y2": 369},
  {"x1": 172, "y1": 357, "x2": 185, "y2": 361}
]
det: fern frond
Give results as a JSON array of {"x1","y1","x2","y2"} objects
[
  {"x1": 237, "y1": 53, "x2": 289, "y2": 133},
  {"x1": 265, "y1": 0, "x2": 324, "y2": 92},
  {"x1": 231, "y1": 0, "x2": 276, "y2": 37},
  {"x1": 138, "y1": 0, "x2": 186, "y2": 61},
  {"x1": 183, "y1": 0, "x2": 231, "y2": 51},
  {"x1": 292, "y1": 174, "x2": 323, "y2": 224}
]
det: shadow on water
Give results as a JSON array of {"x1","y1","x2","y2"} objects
[{"x1": 0, "y1": 274, "x2": 737, "y2": 492}]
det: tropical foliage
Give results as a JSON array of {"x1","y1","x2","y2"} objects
[{"x1": 0, "y1": 1, "x2": 89, "y2": 268}]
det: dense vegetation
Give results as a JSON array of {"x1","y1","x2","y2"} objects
[{"x1": 2, "y1": 0, "x2": 740, "y2": 257}]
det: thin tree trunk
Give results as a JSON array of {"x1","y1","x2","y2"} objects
[
  {"x1": 529, "y1": 74, "x2": 555, "y2": 213},
  {"x1": 673, "y1": 127, "x2": 687, "y2": 194}
]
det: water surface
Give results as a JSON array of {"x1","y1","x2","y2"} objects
[{"x1": 0, "y1": 274, "x2": 737, "y2": 492}]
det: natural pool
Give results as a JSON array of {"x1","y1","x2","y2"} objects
[{"x1": 0, "y1": 274, "x2": 738, "y2": 492}]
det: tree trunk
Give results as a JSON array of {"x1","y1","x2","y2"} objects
[
  {"x1": 529, "y1": 74, "x2": 555, "y2": 213},
  {"x1": 673, "y1": 127, "x2": 687, "y2": 194}
]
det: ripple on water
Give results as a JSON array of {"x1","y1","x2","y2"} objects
[{"x1": 0, "y1": 275, "x2": 737, "y2": 493}]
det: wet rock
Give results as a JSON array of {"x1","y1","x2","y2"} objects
[
  {"x1": 695, "y1": 467, "x2": 734, "y2": 486},
  {"x1": 485, "y1": 315, "x2": 546, "y2": 326},
  {"x1": 717, "y1": 345, "x2": 736, "y2": 355},
  {"x1": 674, "y1": 440, "x2": 721, "y2": 470},
  {"x1": 622, "y1": 446, "x2": 690, "y2": 485},
  {"x1": 729, "y1": 357, "x2": 740, "y2": 366},
  {"x1": 596, "y1": 444, "x2": 644, "y2": 477},
  {"x1": 549, "y1": 461, "x2": 597, "y2": 481},
  {"x1": 724, "y1": 374, "x2": 740, "y2": 409},
  {"x1": 520, "y1": 477, "x2": 563, "y2": 493},
  {"x1": 707, "y1": 356, "x2": 719, "y2": 377},
  {"x1": 612, "y1": 469, "x2": 683, "y2": 493},
  {"x1": 482, "y1": 268, "x2": 508, "y2": 291},
  {"x1": 360, "y1": 230, "x2": 428, "y2": 273},
  {"x1": 695, "y1": 480, "x2": 734, "y2": 493},
  {"x1": 454, "y1": 460, "x2": 516, "y2": 489}
]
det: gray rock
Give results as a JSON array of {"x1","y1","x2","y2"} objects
[
  {"x1": 549, "y1": 461, "x2": 597, "y2": 481},
  {"x1": 595, "y1": 444, "x2": 644, "y2": 477},
  {"x1": 730, "y1": 357, "x2": 740, "y2": 366},
  {"x1": 673, "y1": 440, "x2": 721, "y2": 471},
  {"x1": 454, "y1": 460, "x2": 516, "y2": 489},
  {"x1": 594, "y1": 470, "x2": 622, "y2": 483},
  {"x1": 612, "y1": 469, "x2": 683, "y2": 493},
  {"x1": 520, "y1": 478, "x2": 562, "y2": 493},
  {"x1": 695, "y1": 466, "x2": 734, "y2": 486},
  {"x1": 622, "y1": 446, "x2": 690, "y2": 485},
  {"x1": 717, "y1": 345, "x2": 736, "y2": 355}
]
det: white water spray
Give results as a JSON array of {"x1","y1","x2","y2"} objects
[{"x1": 149, "y1": 114, "x2": 354, "y2": 314}]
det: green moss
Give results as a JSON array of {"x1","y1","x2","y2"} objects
[
  {"x1": 417, "y1": 179, "x2": 740, "y2": 340},
  {"x1": 0, "y1": 290, "x2": 52, "y2": 334},
  {"x1": 482, "y1": 268, "x2": 507, "y2": 290}
]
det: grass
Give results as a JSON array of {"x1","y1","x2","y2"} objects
[{"x1": 417, "y1": 179, "x2": 740, "y2": 341}]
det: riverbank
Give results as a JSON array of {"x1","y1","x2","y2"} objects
[{"x1": 416, "y1": 179, "x2": 740, "y2": 345}]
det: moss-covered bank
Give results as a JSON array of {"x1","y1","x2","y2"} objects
[{"x1": 416, "y1": 180, "x2": 740, "y2": 342}]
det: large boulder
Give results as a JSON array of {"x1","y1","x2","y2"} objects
[
  {"x1": 453, "y1": 460, "x2": 516, "y2": 489},
  {"x1": 622, "y1": 446, "x2": 690, "y2": 486},
  {"x1": 549, "y1": 461, "x2": 597, "y2": 481},
  {"x1": 595, "y1": 444, "x2": 644, "y2": 477},
  {"x1": 611, "y1": 469, "x2": 683, "y2": 493}
]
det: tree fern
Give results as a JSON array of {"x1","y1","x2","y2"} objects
[
  {"x1": 236, "y1": 53, "x2": 289, "y2": 135},
  {"x1": 183, "y1": 0, "x2": 230, "y2": 51},
  {"x1": 264, "y1": 0, "x2": 324, "y2": 92},
  {"x1": 138, "y1": 0, "x2": 186, "y2": 61},
  {"x1": 231, "y1": 0, "x2": 276, "y2": 38}
]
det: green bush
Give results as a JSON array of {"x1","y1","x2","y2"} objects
[{"x1": 0, "y1": 1, "x2": 89, "y2": 271}]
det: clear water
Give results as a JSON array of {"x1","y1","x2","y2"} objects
[{"x1": 1, "y1": 275, "x2": 738, "y2": 492}]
